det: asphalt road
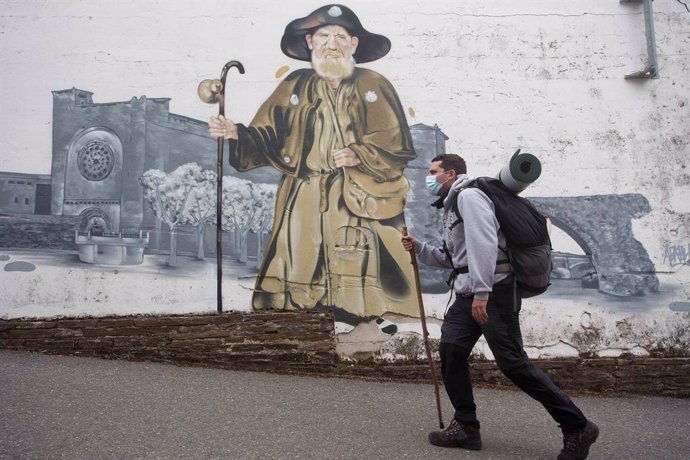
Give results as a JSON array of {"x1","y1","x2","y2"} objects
[{"x1": 1, "y1": 350, "x2": 688, "y2": 460}]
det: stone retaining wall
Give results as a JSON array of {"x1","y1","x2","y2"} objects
[
  {"x1": 1, "y1": 312, "x2": 688, "y2": 397},
  {"x1": 340, "y1": 358, "x2": 690, "y2": 398},
  {"x1": 0, "y1": 311, "x2": 337, "y2": 375}
]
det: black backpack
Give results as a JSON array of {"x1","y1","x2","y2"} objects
[{"x1": 451, "y1": 177, "x2": 553, "y2": 298}]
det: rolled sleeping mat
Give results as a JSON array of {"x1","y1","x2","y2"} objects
[{"x1": 497, "y1": 148, "x2": 542, "y2": 194}]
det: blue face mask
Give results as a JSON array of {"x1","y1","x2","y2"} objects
[{"x1": 425, "y1": 173, "x2": 447, "y2": 196}]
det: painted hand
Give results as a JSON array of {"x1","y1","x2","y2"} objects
[
  {"x1": 401, "y1": 234, "x2": 417, "y2": 252},
  {"x1": 208, "y1": 115, "x2": 238, "y2": 140},
  {"x1": 472, "y1": 298, "x2": 489, "y2": 324},
  {"x1": 332, "y1": 147, "x2": 361, "y2": 168}
]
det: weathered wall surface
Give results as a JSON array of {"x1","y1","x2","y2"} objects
[
  {"x1": 2, "y1": 312, "x2": 688, "y2": 397},
  {"x1": 1, "y1": 1, "x2": 688, "y2": 361}
]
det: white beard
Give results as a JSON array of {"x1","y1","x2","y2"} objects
[{"x1": 311, "y1": 53, "x2": 356, "y2": 81}]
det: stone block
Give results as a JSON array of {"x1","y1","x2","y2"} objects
[
  {"x1": 171, "y1": 325, "x2": 236, "y2": 340},
  {"x1": 6, "y1": 328, "x2": 82, "y2": 339},
  {"x1": 75, "y1": 338, "x2": 115, "y2": 350},
  {"x1": 168, "y1": 338, "x2": 224, "y2": 349},
  {"x1": 14, "y1": 321, "x2": 58, "y2": 329},
  {"x1": 34, "y1": 339, "x2": 76, "y2": 351},
  {"x1": 229, "y1": 343, "x2": 266, "y2": 352},
  {"x1": 58, "y1": 319, "x2": 99, "y2": 328},
  {"x1": 0, "y1": 338, "x2": 26, "y2": 347},
  {"x1": 97, "y1": 318, "x2": 136, "y2": 328},
  {"x1": 133, "y1": 315, "x2": 231, "y2": 327}
]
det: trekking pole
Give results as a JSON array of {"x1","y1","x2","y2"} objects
[
  {"x1": 198, "y1": 60, "x2": 245, "y2": 313},
  {"x1": 402, "y1": 227, "x2": 444, "y2": 429}
]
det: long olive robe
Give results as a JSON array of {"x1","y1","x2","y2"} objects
[{"x1": 229, "y1": 67, "x2": 418, "y2": 319}]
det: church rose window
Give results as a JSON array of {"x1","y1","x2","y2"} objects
[{"x1": 77, "y1": 140, "x2": 115, "y2": 181}]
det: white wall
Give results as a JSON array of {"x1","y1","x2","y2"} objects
[{"x1": 1, "y1": 0, "x2": 688, "y2": 358}]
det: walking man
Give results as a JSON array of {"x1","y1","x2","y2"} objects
[{"x1": 401, "y1": 154, "x2": 599, "y2": 459}]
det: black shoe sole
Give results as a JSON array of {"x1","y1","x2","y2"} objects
[{"x1": 428, "y1": 438, "x2": 482, "y2": 450}]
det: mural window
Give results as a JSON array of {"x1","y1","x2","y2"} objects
[
  {"x1": 24, "y1": 198, "x2": 30, "y2": 205},
  {"x1": 77, "y1": 140, "x2": 115, "y2": 181},
  {"x1": 13, "y1": 197, "x2": 18, "y2": 204},
  {"x1": 8, "y1": 180, "x2": 15, "y2": 184}
]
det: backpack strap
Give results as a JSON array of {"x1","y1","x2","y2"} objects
[
  {"x1": 448, "y1": 192, "x2": 463, "y2": 232},
  {"x1": 451, "y1": 259, "x2": 512, "y2": 277},
  {"x1": 443, "y1": 244, "x2": 511, "y2": 277},
  {"x1": 441, "y1": 240, "x2": 457, "y2": 287}
]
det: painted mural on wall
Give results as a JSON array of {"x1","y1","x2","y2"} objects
[
  {"x1": 207, "y1": 5, "x2": 419, "y2": 323},
  {"x1": 0, "y1": 84, "x2": 665, "y2": 311},
  {"x1": 0, "y1": 1, "x2": 688, "y2": 356}
]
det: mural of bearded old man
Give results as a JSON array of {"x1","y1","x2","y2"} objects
[{"x1": 208, "y1": 4, "x2": 418, "y2": 324}]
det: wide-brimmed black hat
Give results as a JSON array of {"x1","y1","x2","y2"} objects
[{"x1": 280, "y1": 4, "x2": 391, "y2": 63}]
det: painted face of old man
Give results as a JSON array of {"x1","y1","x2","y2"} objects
[{"x1": 306, "y1": 24, "x2": 359, "y2": 83}]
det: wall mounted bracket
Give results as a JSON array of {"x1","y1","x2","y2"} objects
[{"x1": 621, "y1": 0, "x2": 660, "y2": 79}]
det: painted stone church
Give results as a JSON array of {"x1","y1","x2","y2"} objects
[
  {"x1": 48, "y1": 88, "x2": 447, "y2": 256},
  {"x1": 51, "y1": 88, "x2": 219, "y2": 251}
]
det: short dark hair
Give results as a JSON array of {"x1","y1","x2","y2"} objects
[{"x1": 431, "y1": 154, "x2": 467, "y2": 175}]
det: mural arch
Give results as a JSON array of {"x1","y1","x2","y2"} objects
[
  {"x1": 548, "y1": 216, "x2": 598, "y2": 286},
  {"x1": 531, "y1": 194, "x2": 659, "y2": 297},
  {"x1": 78, "y1": 207, "x2": 112, "y2": 234}
]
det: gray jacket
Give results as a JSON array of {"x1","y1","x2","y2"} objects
[{"x1": 415, "y1": 185, "x2": 510, "y2": 301}]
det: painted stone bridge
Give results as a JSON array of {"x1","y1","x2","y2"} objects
[{"x1": 530, "y1": 193, "x2": 659, "y2": 297}]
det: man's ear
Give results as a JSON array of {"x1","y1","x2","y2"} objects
[
  {"x1": 306, "y1": 34, "x2": 313, "y2": 50},
  {"x1": 350, "y1": 35, "x2": 359, "y2": 54},
  {"x1": 448, "y1": 169, "x2": 458, "y2": 181}
]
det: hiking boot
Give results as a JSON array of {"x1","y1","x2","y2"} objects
[
  {"x1": 428, "y1": 418, "x2": 482, "y2": 450},
  {"x1": 557, "y1": 420, "x2": 599, "y2": 460}
]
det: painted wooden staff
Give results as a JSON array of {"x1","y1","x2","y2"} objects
[
  {"x1": 402, "y1": 226, "x2": 444, "y2": 429},
  {"x1": 198, "y1": 60, "x2": 245, "y2": 313}
]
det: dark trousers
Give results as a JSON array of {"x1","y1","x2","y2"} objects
[{"x1": 440, "y1": 277, "x2": 587, "y2": 428}]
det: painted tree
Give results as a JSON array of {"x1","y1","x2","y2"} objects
[
  {"x1": 140, "y1": 163, "x2": 202, "y2": 266},
  {"x1": 220, "y1": 176, "x2": 255, "y2": 263},
  {"x1": 182, "y1": 169, "x2": 217, "y2": 259},
  {"x1": 140, "y1": 169, "x2": 167, "y2": 255}
]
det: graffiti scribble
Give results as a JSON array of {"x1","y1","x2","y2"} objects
[{"x1": 662, "y1": 242, "x2": 690, "y2": 267}]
